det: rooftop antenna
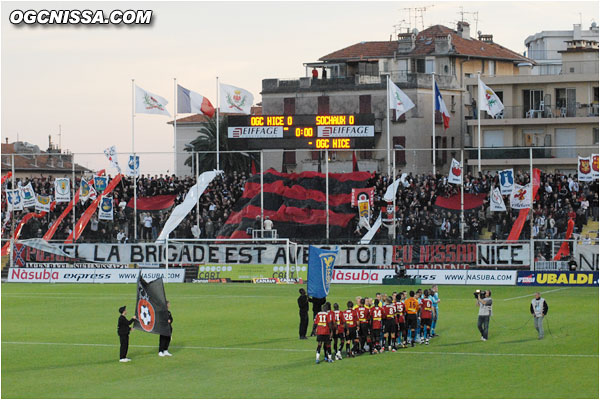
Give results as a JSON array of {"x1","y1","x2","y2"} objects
[
  {"x1": 58, "y1": 124, "x2": 62, "y2": 151},
  {"x1": 457, "y1": 7, "x2": 479, "y2": 34}
]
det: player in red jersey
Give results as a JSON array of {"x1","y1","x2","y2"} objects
[
  {"x1": 314, "y1": 303, "x2": 335, "y2": 364},
  {"x1": 370, "y1": 299, "x2": 384, "y2": 354},
  {"x1": 382, "y1": 296, "x2": 397, "y2": 352},
  {"x1": 420, "y1": 289, "x2": 435, "y2": 345},
  {"x1": 355, "y1": 298, "x2": 371, "y2": 354},
  {"x1": 332, "y1": 303, "x2": 346, "y2": 360},
  {"x1": 395, "y1": 291, "x2": 407, "y2": 348},
  {"x1": 342, "y1": 301, "x2": 358, "y2": 357}
]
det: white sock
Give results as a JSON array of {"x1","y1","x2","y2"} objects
[{"x1": 316, "y1": 352, "x2": 319, "y2": 360}]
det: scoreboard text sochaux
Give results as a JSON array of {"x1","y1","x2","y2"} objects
[{"x1": 227, "y1": 114, "x2": 376, "y2": 150}]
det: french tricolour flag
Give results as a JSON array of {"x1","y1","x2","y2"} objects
[
  {"x1": 177, "y1": 84, "x2": 215, "y2": 117},
  {"x1": 434, "y1": 82, "x2": 450, "y2": 130}
]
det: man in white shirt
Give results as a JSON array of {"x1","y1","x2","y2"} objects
[{"x1": 263, "y1": 217, "x2": 274, "y2": 238}]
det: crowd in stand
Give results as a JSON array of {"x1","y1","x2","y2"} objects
[
  {"x1": 2, "y1": 169, "x2": 598, "y2": 246},
  {"x1": 1, "y1": 172, "x2": 248, "y2": 243},
  {"x1": 358, "y1": 169, "x2": 599, "y2": 244}
]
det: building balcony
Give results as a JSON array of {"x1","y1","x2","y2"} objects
[
  {"x1": 465, "y1": 147, "x2": 587, "y2": 168},
  {"x1": 465, "y1": 104, "x2": 599, "y2": 126},
  {"x1": 262, "y1": 72, "x2": 458, "y2": 94}
]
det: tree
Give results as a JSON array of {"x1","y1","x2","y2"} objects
[{"x1": 184, "y1": 116, "x2": 259, "y2": 174}]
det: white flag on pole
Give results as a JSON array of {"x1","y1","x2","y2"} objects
[
  {"x1": 219, "y1": 83, "x2": 254, "y2": 114},
  {"x1": 388, "y1": 80, "x2": 415, "y2": 119},
  {"x1": 478, "y1": 77, "x2": 504, "y2": 117},
  {"x1": 448, "y1": 158, "x2": 462, "y2": 185},
  {"x1": 490, "y1": 187, "x2": 506, "y2": 212},
  {"x1": 135, "y1": 85, "x2": 171, "y2": 116},
  {"x1": 98, "y1": 196, "x2": 114, "y2": 221},
  {"x1": 35, "y1": 194, "x2": 52, "y2": 212},
  {"x1": 126, "y1": 155, "x2": 140, "y2": 177},
  {"x1": 498, "y1": 168, "x2": 515, "y2": 195}
]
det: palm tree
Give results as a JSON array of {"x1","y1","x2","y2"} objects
[{"x1": 184, "y1": 116, "x2": 259, "y2": 174}]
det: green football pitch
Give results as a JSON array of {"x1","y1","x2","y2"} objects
[{"x1": 1, "y1": 283, "x2": 598, "y2": 399}]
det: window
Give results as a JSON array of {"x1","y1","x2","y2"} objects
[
  {"x1": 393, "y1": 136, "x2": 406, "y2": 165},
  {"x1": 358, "y1": 62, "x2": 379, "y2": 76},
  {"x1": 523, "y1": 89, "x2": 544, "y2": 117},
  {"x1": 483, "y1": 130, "x2": 504, "y2": 147},
  {"x1": 311, "y1": 151, "x2": 320, "y2": 161},
  {"x1": 392, "y1": 109, "x2": 407, "y2": 122},
  {"x1": 556, "y1": 88, "x2": 576, "y2": 117},
  {"x1": 318, "y1": 96, "x2": 330, "y2": 114},
  {"x1": 359, "y1": 95, "x2": 371, "y2": 114},
  {"x1": 442, "y1": 137, "x2": 448, "y2": 165},
  {"x1": 416, "y1": 59, "x2": 425, "y2": 73},
  {"x1": 594, "y1": 128, "x2": 599, "y2": 145},
  {"x1": 283, "y1": 151, "x2": 296, "y2": 165},
  {"x1": 425, "y1": 59, "x2": 435, "y2": 74},
  {"x1": 283, "y1": 98, "x2": 295, "y2": 115},
  {"x1": 554, "y1": 128, "x2": 576, "y2": 158},
  {"x1": 488, "y1": 60, "x2": 496, "y2": 76}
]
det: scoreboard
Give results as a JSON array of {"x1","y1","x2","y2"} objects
[{"x1": 227, "y1": 114, "x2": 376, "y2": 150}]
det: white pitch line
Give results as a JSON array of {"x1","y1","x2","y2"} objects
[
  {"x1": 503, "y1": 288, "x2": 567, "y2": 301},
  {"x1": 2, "y1": 341, "x2": 597, "y2": 358}
]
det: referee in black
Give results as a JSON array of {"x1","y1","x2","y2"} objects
[
  {"x1": 297, "y1": 288, "x2": 309, "y2": 339},
  {"x1": 158, "y1": 301, "x2": 173, "y2": 357},
  {"x1": 117, "y1": 306, "x2": 136, "y2": 363}
]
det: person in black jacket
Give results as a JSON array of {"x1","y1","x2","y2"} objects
[
  {"x1": 117, "y1": 306, "x2": 136, "y2": 362},
  {"x1": 158, "y1": 301, "x2": 173, "y2": 357},
  {"x1": 308, "y1": 296, "x2": 326, "y2": 336},
  {"x1": 297, "y1": 288, "x2": 309, "y2": 339}
]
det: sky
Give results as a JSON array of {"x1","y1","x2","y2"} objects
[{"x1": 2, "y1": 1, "x2": 598, "y2": 174}]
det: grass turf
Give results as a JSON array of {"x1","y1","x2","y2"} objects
[{"x1": 1, "y1": 283, "x2": 598, "y2": 398}]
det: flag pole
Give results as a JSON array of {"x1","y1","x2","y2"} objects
[
  {"x1": 392, "y1": 150, "x2": 396, "y2": 241},
  {"x1": 460, "y1": 149, "x2": 465, "y2": 240},
  {"x1": 72, "y1": 155, "x2": 76, "y2": 239},
  {"x1": 386, "y1": 74, "x2": 391, "y2": 177},
  {"x1": 325, "y1": 149, "x2": 329, "y2": 242},
  {"x1": 10, "y1": 154, "x2": 15, "y2": 268},
  {"x1": 432, "y1": 73, "x2": 436, "y2": 176},
  {"x1": 477, "y1": 72, "x2": 482, "y2": 173},
  {"x1": 173, "y1": 78, "x2": 177, "y2": 176},
  {"x1": 529, "y1": 147, "x2": 534, "y2": 270},
  {"x1": 132, "y1": 79, "x2": 137, "y2": 241},
  {"x1": 195, "y1": 152, "x2": 200, "y2": 231},
  {"x1": 216, "y1": 76, "x2": 220, "y2": 170}
]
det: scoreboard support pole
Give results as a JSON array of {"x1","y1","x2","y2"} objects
[{"x1": 260, "y1": 150, "x2": 264, "y2": 229}]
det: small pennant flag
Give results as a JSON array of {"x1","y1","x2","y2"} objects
[
  {"x1": 490, "y1": 187, "x2": 506, "y2": 212},
  {"x1": 448, "y1": 158, "x2": 462, "y2": 185},
  {"x1": 104, "y1": 146, "x2": 121, "y2": 174}
]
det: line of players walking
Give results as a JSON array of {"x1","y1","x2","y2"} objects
[{"x1": 312, "y1": 287, "x2": 440, "y2": 364}]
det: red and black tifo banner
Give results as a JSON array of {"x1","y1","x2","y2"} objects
[
  {"x1": 434, "y1": 193, "x2": 486, "y2": 211},
  {"x1": 126, "y1": 194, "x2": 176, "y2": 211},
  {"x1": 217, "y1": 168, "x2": 374, "y2": 240}
]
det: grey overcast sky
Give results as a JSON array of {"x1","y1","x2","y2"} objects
[{"x1": 2, "y1": 1, "x2": 598, "y2": 174}]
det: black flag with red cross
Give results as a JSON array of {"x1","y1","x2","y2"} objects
[{"x1": 133, "y1": 276, "x2": 171, "y2": 336}]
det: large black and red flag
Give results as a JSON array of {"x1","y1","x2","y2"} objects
[
  {"x1": 217, "y1": 168, "x2": 373, "y2": 240},
  {"x1": 133, "y1": 276, "x2": 171, "y2": 336}
]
